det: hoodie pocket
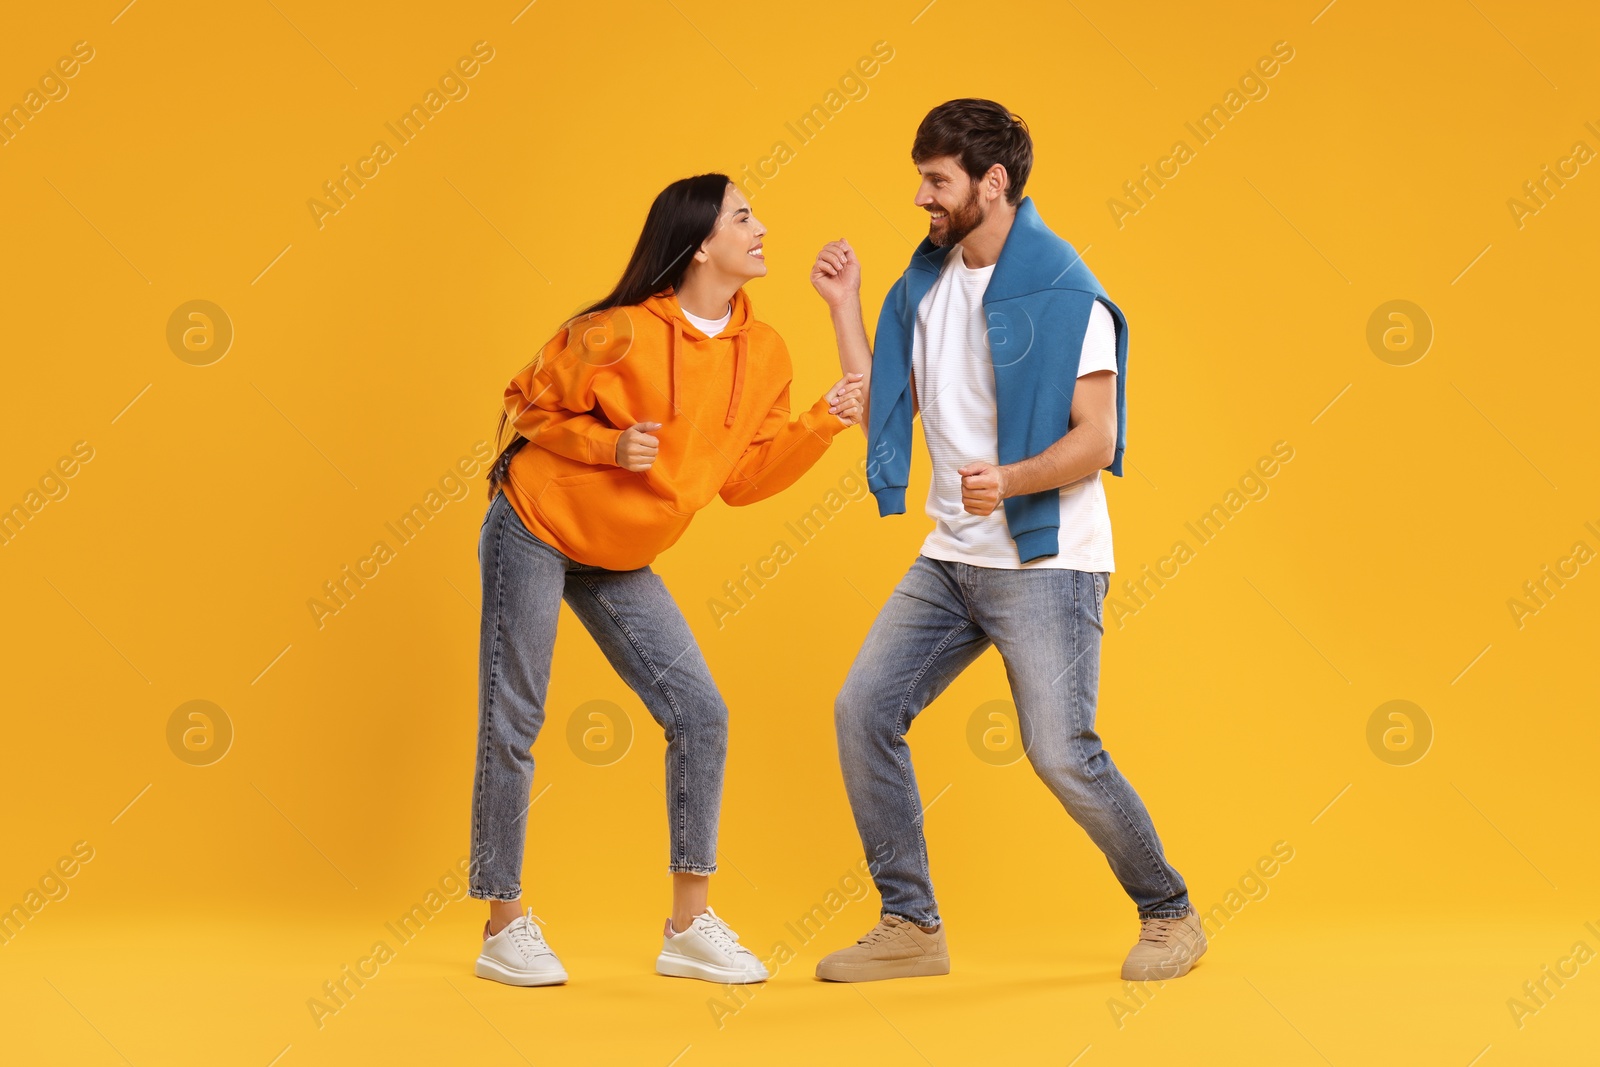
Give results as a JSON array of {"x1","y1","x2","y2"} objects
[{"x1": 529, "y1": 466, "x2": 692, "y2": 571}]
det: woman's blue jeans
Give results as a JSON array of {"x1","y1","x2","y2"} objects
[{"x1": 469, "y1": 490, "x2": 727, "y2": 900}]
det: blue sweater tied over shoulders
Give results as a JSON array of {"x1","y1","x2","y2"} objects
[{"x1": 866, "y1": 195, "x2": 1129, "y2": 564}]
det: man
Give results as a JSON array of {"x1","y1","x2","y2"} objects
[{"x1": 808, "y1": 98, "x2": 1203, "y2": 983}]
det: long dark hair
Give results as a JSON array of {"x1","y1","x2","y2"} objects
[{"x1": 486, "y1": 173, "x2": 733, "y2": 499}]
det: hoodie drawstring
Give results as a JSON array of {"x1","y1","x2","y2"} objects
[
  {"x1": 670, "y1": 317, "x2": 683, "y2": 415},
  {"x1": 725, "y1": 330, "x2": 746, "y2": 427},
  {"x1": 666, "y1": 297, "x2": 745, "y2": 426}
]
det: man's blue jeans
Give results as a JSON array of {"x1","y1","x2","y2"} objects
[{"x1": 836, "y1": 555, "x2": 1191, "y2": 926}]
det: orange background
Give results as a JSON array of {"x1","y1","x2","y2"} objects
[{"x1": 2, "y1": 1, "x2": 1597, "y2": 1063}]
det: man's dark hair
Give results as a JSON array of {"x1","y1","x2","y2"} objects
[{"x1": 911, "y1": 98, "x2": 1033, "y2": 205}]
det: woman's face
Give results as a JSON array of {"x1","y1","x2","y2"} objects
[{"x1": 694, "y1": 184, "x2": 767, "y2": 283}]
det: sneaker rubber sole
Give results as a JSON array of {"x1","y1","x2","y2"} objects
[
  {"x1": 815, "y1": 954, "x2": 951, "y2": 982},
  {"x1": 655, "y1": 951, "x2": 767, "y2": 984},
  {"x1": 474, "y1": 955, "x2": 568, "y2": 986}
]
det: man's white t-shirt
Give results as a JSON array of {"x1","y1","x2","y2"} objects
[
  {"x1": 911, "y1": 244, "x2": 1118, "y2": 572},
  {"x1": 683, "y1": 302, "x2": 731, "y2": 338}
]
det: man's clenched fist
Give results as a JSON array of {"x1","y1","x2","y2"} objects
[
  {"x1": 957, "y1": 460, "x2": 1007, "y2": 516},
  {"x1": 810, "y1": 239, "x2": 861, "y2": 308}
]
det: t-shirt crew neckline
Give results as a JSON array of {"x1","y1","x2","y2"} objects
[
  {"x1": 953, "y1": 245, "x2": 994, "y2": 276},
  {"x1": 682, "y1": 301, "x2": 732, "y2": 338}
]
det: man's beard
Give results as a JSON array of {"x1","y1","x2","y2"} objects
[{"x1": 928, "y1": 186, "x2": 984, "y2": 248}]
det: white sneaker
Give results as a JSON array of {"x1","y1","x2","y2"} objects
[
  {"x1": 655, "y1": 905, "x2": 769, "y2": 984},
  {"x1": 474, "y1": 909, "x2": 568, "y2": 986}
]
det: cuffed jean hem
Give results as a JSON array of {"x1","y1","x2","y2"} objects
[
  {"x1": 884, "y1": 910, "x2": 940, "y2": 928},
  {"x1": 469, "y1": 888, "x2": 523, "y2": 902},
  {"x1": 668, "y1": 863, "x2": 718, "y2": 875},
  {"x1": 1138, "y1": 900, "x2": 1193, "y2": 921}
]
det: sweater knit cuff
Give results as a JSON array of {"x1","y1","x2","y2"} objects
[{"x1": 874, "y1": 486, "x2": 906, "y2": 516}]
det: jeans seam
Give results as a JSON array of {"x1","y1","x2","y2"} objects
[
  {"x1": 1070, "y1": 570, "x2": 1185, "y2": 909},
  {"x1": 1088, "y1": 769, "x2": 1185, "y2": 905},
  {"x1": 890, "y1": 614, "x2": 972, "y2": 923},
  {"x1": 472, "y1": 503, "x2": 513, "y2": 900},
  {"x1": 574, "y1": 571, "x2": 710, "y2": 875}
]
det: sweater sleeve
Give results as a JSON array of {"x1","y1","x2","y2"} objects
[
  {"x1": 503, "y1": 327, "x2": 625, "y2": 468},
  {"x1": 719, "y1": 386, "x2": 847, "y2": 507}
]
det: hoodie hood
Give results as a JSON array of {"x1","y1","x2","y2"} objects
[{"x1": 641, "y1": 288, "x2": 755, "y2": 427}]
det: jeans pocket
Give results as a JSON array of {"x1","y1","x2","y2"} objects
[{"x1": 1091, "y1": 572, "x2": 1106, "y2": 625}]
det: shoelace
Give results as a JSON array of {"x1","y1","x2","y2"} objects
[
  {"x1": 695, "y1": 913, "x2": 747, "y2": 958},
  {"x1": 509, "y1": 913, "x2": 552, "y2": 959},
  {"x1": 859, "y1": 921, "x2": 903, "y2": 946},
  {"x1": 1138, "y1": 916, "x2": 1183, "y2": 945}
]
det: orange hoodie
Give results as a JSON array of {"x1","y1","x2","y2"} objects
[{"x1": 501, "y1": 288, "x2": 849, "y2": 570}]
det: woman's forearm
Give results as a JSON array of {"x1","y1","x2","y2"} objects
[{"x1": 718, "y1": 396, "x2": 844, "y2": 506}]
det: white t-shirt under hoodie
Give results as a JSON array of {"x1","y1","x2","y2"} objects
[
  {"x1": 911, "y1": 243, "x2": 1117, "y2": 572},
  {"x1": 682, "y1": 301, "x2": 731, "y2": 338}
]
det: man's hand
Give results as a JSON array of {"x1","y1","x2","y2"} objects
[
  {"x1": 957, "y1": 460, "x2": 1007, "y2": 516},
  {"x1": 811, "y1": 239, "x2": 861, "y2": 308},
  {"x1": 616, "y1": 422, "x2": 661, "y2": 471},
  {"x1": 825, "y1": 373, "x2": 866, "y2": 427}
]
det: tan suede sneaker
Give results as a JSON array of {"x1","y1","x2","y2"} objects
[
  {"x1": 815, "y1": 914, "x2": 951, "y2": 982},
  {"x1": 1120, "y1": 905, "x2": 1207, "y2": 980}
]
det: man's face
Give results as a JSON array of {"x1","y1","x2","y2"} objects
[{"x1": 913, "y1": 156, "x2": 985, "y2": 248}]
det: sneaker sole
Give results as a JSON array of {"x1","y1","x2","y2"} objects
[
  {"x1": 655, "y1": 952, "x2": 767, "y2": 984},
  {"x1": 815, "y1": 955, "x2": 951, "y2": 982},
  {"x1": 474, "y1": 956, "x2": 568, "y2": 987}
]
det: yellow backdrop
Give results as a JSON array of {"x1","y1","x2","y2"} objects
[{"x1": 3, "y1": 1, "x2": 1596, "y2": 1064}]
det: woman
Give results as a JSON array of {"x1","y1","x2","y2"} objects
[{"x1": 469, "y1": 173, "x2": 863, "y2": 987}]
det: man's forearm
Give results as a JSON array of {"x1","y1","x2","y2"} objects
[
  {"x1": 829, "y1": 296, "x2": 873, "y2": 427},
  {"x1": 1001, "y1": 423, "x2": 1114, "y2": 498}
]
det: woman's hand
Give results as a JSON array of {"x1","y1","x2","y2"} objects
[
  {"x1": 826, "y1": 373, "x2": 866, "y2": 427},
  {"x1": 810, "y1": 239, "x2": 861, "y2": 308},
  {"x1": 616, "y1": 422, "x2": 661, "y2": 470}
]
